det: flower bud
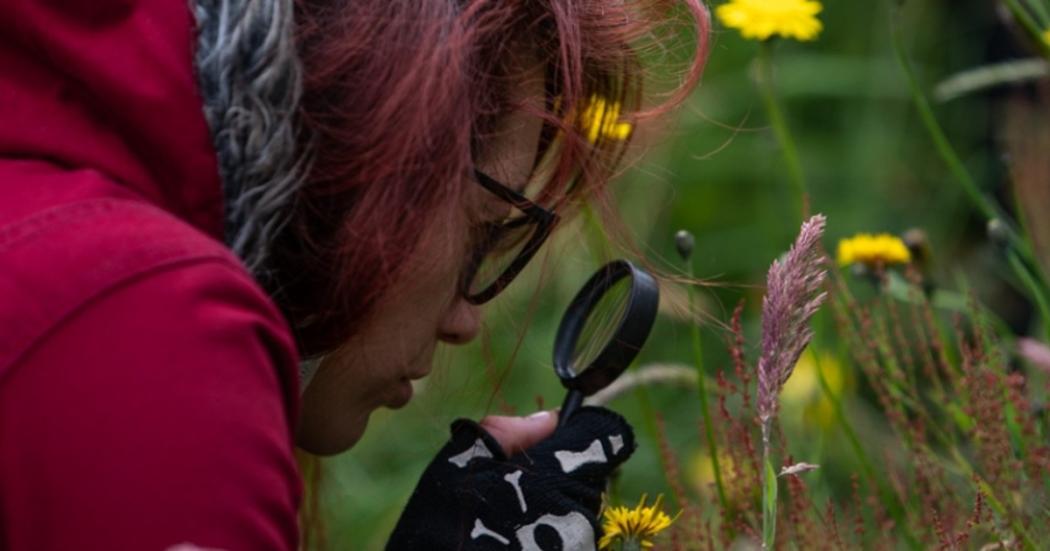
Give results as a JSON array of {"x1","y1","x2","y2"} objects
[
  {"x1": 902, "y1": 228, "x2": 930, "y2": 266},
  {"x1": 674, "y1": 230, "x2": 695, "y2": 261},
  {"x1": 986, "y1": 218, "x2": 1010, "y2": 248}
]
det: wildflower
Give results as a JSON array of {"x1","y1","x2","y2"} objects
[
  {"x1": 836, "y1": 233, "x2": 911, "y2": 268},
  {"x1": 581, "y1": 95, "x2": 632, "y2": 143},
  {"x1": 598, "y1": 494, "x2": 676, "y2": 550},
  {"x1": 716, "y1": 0, "x2": 824, "y2": 42},
  {"x1": 1043, "y1": 29, "x2": 1050, "y2": 47}
]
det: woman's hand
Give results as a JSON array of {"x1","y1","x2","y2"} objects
[{"x1": 387, "y1": 407, "x2": 635, "y2": 550}]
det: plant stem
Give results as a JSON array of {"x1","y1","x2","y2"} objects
[
  {"x1": 1026, "y1": 0, "x2": 1050, "y2": 27},
  {"x1": 684, "y1": 264, "x2": 730, "y2": 516},
  {"x1": 1007, "y1": 249, "x2": 1050, "y2": 342},
  {"x1": 887, "y1": 9, "x2": 999, "y2": 225},
  {"x1": 761, "y1": 424, "x2": 777, "y2": 551},
  {"x1": 1003, "y1": 0, "x2": 1050, "y2": 58},
  {"x1": 755, "y1": 41, "x2": 808, "y2": 220}
]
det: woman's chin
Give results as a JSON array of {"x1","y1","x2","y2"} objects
[
  {"x1": 384, "y1": 378, "x2": 414, "y2": 409},
  {"x1": 295, "y1": 410, "x2": 371, "y2": 456}
]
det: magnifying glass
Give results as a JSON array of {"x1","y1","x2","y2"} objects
[{"x1": 553, "y1": 260, "x2": 660, "y2": 426}]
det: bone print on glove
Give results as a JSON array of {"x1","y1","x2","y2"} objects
[{"x1": 386, "y1": 406, "x2": 636, "y2": 550}]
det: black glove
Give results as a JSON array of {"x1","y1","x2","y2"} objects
[{"x1": 387, "y1": 406, "x2": 636, "y2": 550}]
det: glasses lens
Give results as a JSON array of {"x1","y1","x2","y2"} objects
[
  {"x1": 569, "y1": 277, "x2": 632, "y2": 375},
  {"x1": 467, "y1": 217, "x2": 540, "y2": 298}
]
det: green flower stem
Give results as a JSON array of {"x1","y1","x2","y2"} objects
[
  {"x1": 760, "y1": 428, "x2": 777, "y2": 551},
  {"x1": 755, "y1": 41, "x2": 808, "y2": 220},
  {"x1": 886, "y1": 3, "x2": 1050, "y2": 324},
  {"x1": 684, "y1": 265, "x2": 730, "y2": 517},
  {"x1": 1027, "y1": 0, "x2": 1050, "y2": 26},
  {"x1": 1007, "y1": 248, "x2": 1050, "y2": 342},
  {"x1": 1003, "y1": 0, "x2": 1050, "y2": 58},
  {"x1": 887, "y1": 8, "x2": 1002, "y2": 226}
]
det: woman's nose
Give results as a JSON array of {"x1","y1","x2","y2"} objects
[{"x1": 437, "y1": 298, "x2": 481, "y2": 345}]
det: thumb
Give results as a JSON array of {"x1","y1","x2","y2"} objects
[{"x1": 479, "y1": 410, "x2": 558, "y2": 456}]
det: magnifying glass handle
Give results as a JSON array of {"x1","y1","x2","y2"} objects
[{"x1": 558, "y1": 390, "x2": 584, "y2": 428}]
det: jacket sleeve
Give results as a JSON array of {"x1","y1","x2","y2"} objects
[{"x1": 0, "y1": 259, "x2": 302, "y2": 551}]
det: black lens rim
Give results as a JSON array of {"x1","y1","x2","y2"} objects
[
  {"x1": 462, "y1": 170, "x2": 558, "y2": 305},
  {"x1": 552, "y1": 259, "x2": 660, "y2": 396}
]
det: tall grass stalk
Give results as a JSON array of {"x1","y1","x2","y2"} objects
[
  {"x1": 1007, "y1": 249, "x2": 1050, "y2": 342},
  {"x1": 756, "y1": 215, "x2": 829, "y2": 549},
  {"x1": 755, "y1": 42, "x2": 807, "y2": 220},
  {"x1": 1002, "y1": 0, "x2": 1050, "y2": 58},
  {"x1": 680, "y1": 248, "x2": 731, "y2": 517}
]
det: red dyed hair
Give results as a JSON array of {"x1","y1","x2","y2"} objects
[{"x1": 276, "y1": 0, "x2": 710, "y2": 357}]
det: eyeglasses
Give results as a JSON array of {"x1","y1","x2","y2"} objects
[{"x1": 460, "y1": 169, "x2": 560, "y2": 304}]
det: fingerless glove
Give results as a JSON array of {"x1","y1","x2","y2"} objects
[{"x1": 387, "y1": 407, "x2": 636, "y2": 550}]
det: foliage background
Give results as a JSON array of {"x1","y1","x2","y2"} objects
[{"x1": 310, "y1": 2, "x2": 1048, "y2": 548}]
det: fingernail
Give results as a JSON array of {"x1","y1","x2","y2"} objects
[{"x1": 527, "y1": 410, "x2": 552, "y2": 420}]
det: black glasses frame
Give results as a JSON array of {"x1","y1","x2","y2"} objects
[{"x1": 461, "y1": 169, "x2": 560, "y2": 304}]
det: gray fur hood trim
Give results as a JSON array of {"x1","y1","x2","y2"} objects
[{"x1": 192, "y1": 0, "x2": 311, "y2": 282}]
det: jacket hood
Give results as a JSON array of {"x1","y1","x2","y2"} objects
[{"x1": 0, "y1": 0, "x2": 307, "y2": 274}]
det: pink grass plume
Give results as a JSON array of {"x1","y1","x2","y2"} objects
[{"x1": 757, "y1": 214, "x2": 829, "y2": 432}]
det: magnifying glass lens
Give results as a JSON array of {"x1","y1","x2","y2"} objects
[
  {"x1": 553, "y1": 260, "x2": 660, "y2": 425},
  {"x1": 570, "y1": 277, "x2": 632, "y2": 375}
]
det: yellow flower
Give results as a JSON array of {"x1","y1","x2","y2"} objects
[
  {"x1": 598, "y1": 494, "x2": 676, "y2": 549},
  {"x1": 580, "y1": 95, "x2": 633, "y2": 143},
  {"x1": 1042, "y1": 29, "x2": 1050, "y2": 47},
  {"x1": 836, "y1": 233, "x2": 911, "y2": 268},
  {"x1": 781, "y1": 349, "x2": 848, "y2": 429},
  {"x1": 716, "y1": 0, "x2": 824, "y2": 42}
]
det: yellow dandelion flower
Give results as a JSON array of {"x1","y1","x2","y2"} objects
[
  {"x1": 716, "y1": 0, "x2": 824, "y2": 42},
  {"x1": 580, "y1": 95, "x2": 633, "y2": 143},
  {"x1": 598, "y1": 494, "x2": 676, "y2": 550},
  {"x1": 1042, "y1": 29, "x2": 1050, "y2": 47},
  {"x1": 836, "y1": 233, "x2": 911, "y2": 268}
]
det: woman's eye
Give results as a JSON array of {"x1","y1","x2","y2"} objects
[{"x1": 468, "y1": 220, "x2": 501, "y2": 249}]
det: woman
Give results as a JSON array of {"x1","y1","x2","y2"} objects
[{"x1": 0, "y1": 0, "x2": 706, "y2": 549}]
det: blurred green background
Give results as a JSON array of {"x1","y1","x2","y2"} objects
[{"x1": 312, "y1": 2, "x2": 1047, "y2": 548}]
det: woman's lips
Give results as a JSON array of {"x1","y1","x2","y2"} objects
[{"x1": 385, "y1": 347, "x2": 433, "y2": 409}]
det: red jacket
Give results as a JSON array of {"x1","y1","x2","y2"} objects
[{"x1": 0, "y1": 1, "x2": 303, "y2": 549}]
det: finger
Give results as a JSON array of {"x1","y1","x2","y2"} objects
[{"x1": 479, "y1": 410, "x2": 558, "y2": 456}]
